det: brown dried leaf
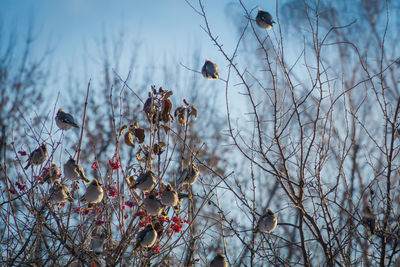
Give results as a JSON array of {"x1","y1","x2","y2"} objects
[
  {"x1": 153, "y1": 142, "x2": 166, "y2": 155},
  {"x1": 119, "y1": 125, "x2": 127, "y2": 137},
  {"x1": 161, "y1": 99, "x2": 172, "y2": 123},
  {"x1": 134, "y1": 128, "x2": 145, "y2": 144},
  {"x1": 124, "y1": 132, "x2": 135, "y2": 147},
  {"x1": 136, "y1": 148, "x2": 146, "y2": 163},
  {"x1": 189, "y1": 105, "x2": 197, "y2": 119},
  {"x1": 162, "y1": 91, "x2": 173, "y2": 99},
  {"x1": 161, "y1": 124, "x2": 170, "y2": 134},
  {"x1": 183, "y1": 99, "x2": 189, "y2": 106},
  {"x1": 178, "y1": 113, "x2": 187, "y2": 126}
]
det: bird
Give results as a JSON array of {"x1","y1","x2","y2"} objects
[
  {"x1": 132, "y1": 224, "x2": 157, "y2": 252},
  {"x1": 256, "y1": 8, "x2": 275, "y2": 30},
  {"x1": 161, "y1": 183, "x2": 178, "y2": 207},
  {"x1": 210, "y1": 253, "x2": 228, "y2": 267},
  {"x1": 49, "y1": 180, "x2": 74, "y2": 203},
  {"x1": 143, "y1": 194, "x2": 164, "y2": 216},
  {"x1": 55, "y1": 108, "x2": 79, "y2": 130},
  {"x1": 178, "y1": 163, "x2": 199, "y2": 186},
  {"x1": 253, "y1": 209, "x2": 278, "y2": 234},
  {"x1": 40, "y1": 162, "x2": 60, "y2": 185},
  {"x1": 63, "y1": 157, "x2": 90, "y2": 183},
  {"x1": 202, "y1": 59, "x2": 219, "y2": 80},
  {"x1": 362, "y1": 205, "x2": 378, "y2": 235},
  {"x1": 130, "y1": 171, "x2": 156, "y2": 192},
  {"x1": 24, "y1": 143, "x2": 47, "y2": 170},
  {"x1": 80, "y1": 179, "x2": 104, "y2": 209},
  {"x1": 91, "y1": 227, "x2": 107, "y2": 252}
]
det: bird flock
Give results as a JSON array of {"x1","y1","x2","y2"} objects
[{"x1": 21, "y1": 8, "x2": 278, "y2": 265}]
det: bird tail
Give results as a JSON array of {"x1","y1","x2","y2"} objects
[
  {"x1": 68, "y1": 197, "x2": 74, "y2": 203},
  {"x1": 71, "y1": 122, "x2": 80, "y2": 128}
]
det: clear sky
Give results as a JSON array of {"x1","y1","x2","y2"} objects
[
  {"x1": 1, "y1": 0, "x2": 277, "y2": 113},
  {"x1": 1, "y1": 0, "x2": 246, "y2": 75}
]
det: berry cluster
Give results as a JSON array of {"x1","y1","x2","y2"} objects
[
  {"x1": 15, "y1": 181, "x2": 27, "y2": 191},
  {"x1": 108, "y1": 186, "x2": 118, "y2": 197},
  {"x1": 109, "y1": 153, "x2": 121, "y2": 170}
]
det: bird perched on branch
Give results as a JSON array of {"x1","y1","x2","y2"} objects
[
  {"x1": 80, "y1": 179, "x2": 104, "y2": 209},
  {"x1": 130, "y1": 171, "x2": 156, "y2": 192},
  {"x1": 24, "y1": 143, "x2": 47, "y2": 170},
  {"x1": 178, "y1": 163, "x2": 199, "y2": 186},
  {"x1": 64, "y1": 157, "x2": 89, "y2": 183},
  {"x1": 202, "y1": 59, "x2": 219, "y2": 80},
  {"x1": 55, "y1": 108, "x2": 79, "y2": 130},
  {"x1": 161, "y1": 183, "x2": 178, "y2": 208},
  {"x1": 210, "y1": 253, "x2": 227, "y2": 267},
  {"x1": 256, "y1": 8, "x2": 275, "y2": 30},
  {"x1": 132, "y1": 224, "x2": 157, "y2": 252},
  {"x1": 362, "y1": 205, "x2": 378, "y2": 236},
  {"x1": 253, "y1": 209, "x2": 278, "y2": 234},
  {"x1": 40, "y1": 162, "x2": 60, "y2": 185},
  {"x1": 143, "y1": 194, "x2": 164, "y2": 216},
  {"x1": 49, "y1": 180, "x2": 74, "y2": 203}
]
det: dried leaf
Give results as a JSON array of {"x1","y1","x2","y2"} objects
[
  {"x1": 178, "y1": 113, "x2": 187, "y2": 126},
  {"x1": 153, "y1": 142, "x2": 166, "y2": 155},
  {"x1": 162, "y1": 91, "x2": 173, "y2": 99},
  {"x1": 134, "y1": 128, "x2": 145, "y2": 143},
  {"x1": 161, "y1": 99, "x2": 172, "y2": 123},
  {"x1": 183, "y1": 99, "x2": 189, "y2": 106},
  {"x1": 119, "y1": 125, "x2": 127, "y2": 137},
  {"x1": 161, "y1": 124, "x2": 170, "y2": 134},
  {"x1": 189, "y1": 106, "x2": 197, "y2": 119},
  {"x1": 136, "y1": 148, "x2": 146, "y2": 163},
  {"x1": 124, "y1": 132, "x2": 135, "y2": 147}
]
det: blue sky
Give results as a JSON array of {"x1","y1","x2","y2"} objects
[
  {"x1": 1, "y1": 0, "x2": 239, "y2": 74},
  {"x1": 1, "y1": 0, "x2": 279, "y2": 119}
]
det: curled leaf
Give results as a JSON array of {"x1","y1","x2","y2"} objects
[
  {"x1": 161, "y1": 99, "x2": 173, "y2": 123},
  {"x1": 124, "y1": 131, "x2": 135, "y2": 147},
  {"x1": 153, "y1": 142, "x2": 166, "y2": 155},
  {"x1": 189, "y1": 105, "x2": 197, "y2": 119},
  {"x1": 119, "y1": 125, "x2": 127, "y2": 137},
  {"x1": 134, "y1": 128, "x2": 145, "y2": 144},
  {"x1": 161, "y1": 124, "x2": 170, "y2": 134}
]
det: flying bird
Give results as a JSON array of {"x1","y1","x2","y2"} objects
[
  {"x1": 55, "y1": 108, "x2": 79, "y2": 130},
  {"x1": 256, "y1": 8, "x2": 275, "y2": 30},
  {"x1": 202, "y1": 59, "x2": 219, "y2": 80}
]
